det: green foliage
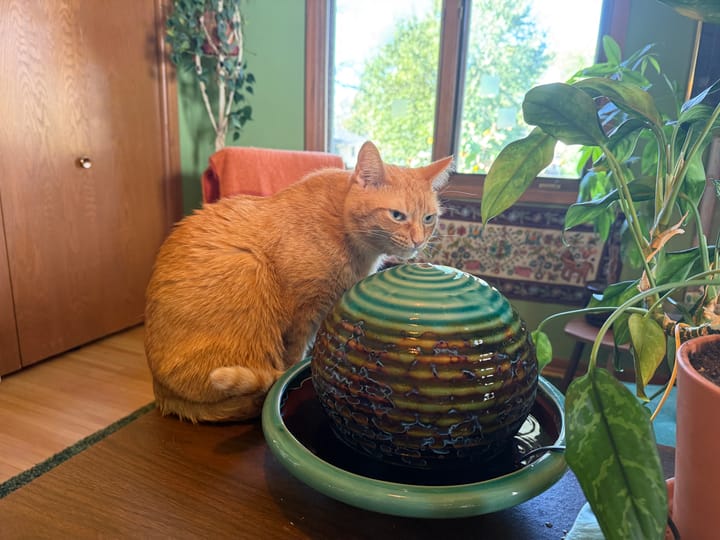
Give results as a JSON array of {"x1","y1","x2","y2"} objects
[
  {"x1": 166, "y1": 0, "x2": 255, "y2": 150},
  {"x1": 344, "y1": 14, "x2": 438, "y2": 166},
  {"x1": 531, "y1": 329, "x2": 552, "y2": 372},
  {"x1": 456, "y1": 1, "x2": 551, "y2": 173},
  {"x1": 343, "y1": 0, "x2": 550, "y2": 167},
  {"x1": 565, "y1": 369, "x2": 668, "y2": 540},
  {"x1": 481, "y1": 128, "x2": 555, "y2": 219},
  {"x1": 586, "y1": 280, "x2": 642, "y2": 348},
  {"x1": 627, "y1": 314, "x2": 666, "y2": 398},
  {"x1": 522, "y1": 83, "x2": 607, "y2": 146},
  {"x1": 481, "y1": 36, "x2": 720, "y2": 320},
  {"x1": 482, "y1": 35, "x2": 720, "y2": 539}
]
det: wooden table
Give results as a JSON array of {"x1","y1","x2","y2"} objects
[
  {"x1": 560, "y1": 318, "x2": 631, "y2": 391},
  {"x1": 0, "y1": 408, "x2": 674, "y2": 539}
]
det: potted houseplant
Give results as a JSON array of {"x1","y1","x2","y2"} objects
[
  {"x1": 481, "y1": 34, "x2": 720, "y2": 539},
  {"x1": 165, "y1": 0, "x2": 256, "y2": 151},
  {"x1": 672, "y1": 333, "x2": 720, "y2": 540}
]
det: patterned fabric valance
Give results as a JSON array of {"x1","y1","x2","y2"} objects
[{"x1": 416, "y1": 199, "x2": 622, "y2": 306}]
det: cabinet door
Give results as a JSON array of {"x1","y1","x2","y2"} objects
[
  {"x1": 0, "y1": 1, "x2": 179, "y2": 366},
  {"x1": 0, "y1": 225, "x2": 21, "y2": 375}
]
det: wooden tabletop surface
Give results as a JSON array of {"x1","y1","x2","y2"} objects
[{"x1": 0, "y1": 407, "x2": 674, "y2": 539}]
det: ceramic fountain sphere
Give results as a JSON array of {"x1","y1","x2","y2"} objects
[{"x1": 310, "y1": 263, "x2": 538, "y2": 469}]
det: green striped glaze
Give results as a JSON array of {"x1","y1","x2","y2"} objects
[{"x1": 310, "y1": 263, "x2": 538, "y2": 469}]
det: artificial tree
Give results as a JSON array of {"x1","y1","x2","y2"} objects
[{"x1": 166, "y1": 0, "x2": 255, "y2": 151}]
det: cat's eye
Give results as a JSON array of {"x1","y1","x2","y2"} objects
[
  {"x1": 389, "y1": 209, "x2": 407, "y2": 222},
  {"x1": 423, "y1": 214, "x2": 436, "y2": 225}
]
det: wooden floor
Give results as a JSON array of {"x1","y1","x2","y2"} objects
[{"x1": 0, "y1": 325, "x2": 153, "y2": 484}]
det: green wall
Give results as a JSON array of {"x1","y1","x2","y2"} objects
[{"x1": 175, "y1": 0, "x2": 699, "y2": 362}]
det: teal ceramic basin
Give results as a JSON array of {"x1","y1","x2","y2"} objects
[{"x1": 262, "y1": 360, "x2": 567, "y2": 518}]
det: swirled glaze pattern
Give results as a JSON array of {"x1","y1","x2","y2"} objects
[{"x1": 311, "y1": 263, "x2": 538, "y2": 469}]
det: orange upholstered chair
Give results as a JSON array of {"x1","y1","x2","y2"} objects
[{"x1": 201, "y1": 146, "x2": 345, "y2": 204}]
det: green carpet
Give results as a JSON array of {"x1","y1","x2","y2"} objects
[{"x1": 0, "y1": 402, "x2": 156, "y2": 500}]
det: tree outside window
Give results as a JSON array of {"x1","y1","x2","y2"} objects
[{"x1": 329, "y1": 0, "x2": 603, "y2": 180}]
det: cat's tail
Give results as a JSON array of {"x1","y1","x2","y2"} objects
[{"x1": 209, "y1": 365, "x2": 283, "y2": 396}]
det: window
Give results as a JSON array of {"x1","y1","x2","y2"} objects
[
  {"x1": 456, "y1": 1, "x2": 603, "y2": 177},
  {"x1": 330, "y1": 0, "x2": 440, "y2": 167},
  {"x1": 305, "y1": 0, "x2": 630, "y2": 204}
]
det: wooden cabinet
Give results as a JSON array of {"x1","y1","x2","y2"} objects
[
  {"x1": 0, "y1": 0, "x2": 181, "y2": 374},
  {"x1": 0, "y1": 230, "x2": 21, "y2": 375}
]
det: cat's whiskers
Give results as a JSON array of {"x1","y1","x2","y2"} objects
[
  {"x1": 345, "y1": 226, "x2": 391, "y2": 238},
  {"x1": 417, "y1": 241, "x2": 440, "y2": 260}
]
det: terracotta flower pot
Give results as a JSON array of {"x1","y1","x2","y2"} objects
[{"x1": 672, "y1": 334, "x2": 720, "y2": 540}]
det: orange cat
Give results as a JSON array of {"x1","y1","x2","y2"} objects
[{"x1": 144, "y1": 141, "x2": 453, "y2": 422}]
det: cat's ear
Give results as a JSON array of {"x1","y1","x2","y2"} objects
[
  {"x1": 423, "y1": 155, "x2": 454, "y2": 192},
  {"x1": 352, "y1": 141, "x2": 386, "y2": 189}
]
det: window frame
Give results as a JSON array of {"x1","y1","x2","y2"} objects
[{"x1": 305, "y1": 0, "x2": 630, "y2": 204}]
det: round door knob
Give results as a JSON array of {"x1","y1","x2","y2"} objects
[{"x1": 78, "y1": 157, "x2": 92, "y2": 169}]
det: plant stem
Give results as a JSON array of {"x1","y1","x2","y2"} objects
[
  {"x1": 682, "y1": 192, "x2": 711, "y2": 274},
  {"x1": 216, "y1": 63, "x2": 227, "y2": 151},
  {"x1": 587, "y1": 277, "x2": 720, "y2": 370},
  {"x1": 199, "y1": 8, "x2": 230, "y2": 151},
  {"x1": 601, "y1": 146, "x2": 656, "y2": 288},
  {"x1": 222, "y1": 7, "x2": 243, "y2": 126},
  {"x1": 534, "y1": 307, "x2": 617, "y2": 332},
  {"x1": 533, "y1": 306, "x2": 648, "y2": 336},
  {"x1": 194, "y1": 53, "x2": 218, "y2": 134},
  {"x1": 650, "y1": 324, "x2": 681, "y2": 421},
  {"x1": 652, "y1": 124, "x2": 669, "y2": 217},
  {"x1": 657, "y1": 101, "x2": 720, "y2": 231},
  {"x1": 654, "y1": 127, "x2": 692, "y2": 234}
]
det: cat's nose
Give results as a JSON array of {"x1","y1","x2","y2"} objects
[{"x1": 410, "y1": 228, "x2": 425, "y2": 248}]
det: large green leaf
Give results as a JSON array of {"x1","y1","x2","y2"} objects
[
  {"x1": 531, "y1": 330, "x2": 552, "y2": 372},
  {"x1": 564, "y1": 182, "x2": 654, "y2": 231},
  {"x1": 522, "y1": 83, "x2": 607, "y2": 146},
  {"x1": 605, "y1": 118, "x2": 646, "y2": 163},
  {"x1": 655, "y1": 247, "x2": 703, "y2": 286},
  {"x1": 565, "y1": 200, "x2": 614, "y2": 232},
  {"x1": 678, "y1": 102, "x2": 715, "y2": 125},
  {"x1": 602, "y1": 35, "x2": 622, "y2": 66},
  {"x1": 596, "y1": 210, "x2": 615, "y2": 242},
  {"x1": 688, "y1": 245, "x2": 717, "y2": 276},
  {"x1": 628, "y1": 314, "x2": 666, "y2": 400},
  {"x1": 565, "y1": 370, "x2": 668, "y2": 540},
  {"x1": 578, "y1": 168, "x2": 612, "y2": 202},
  {"x1": 575, "y1": 62, "x2": 616, "y2": 79},
  {"x1": 481, "y1": 128, "x2": 556, "y2": 223},
  {"x1": 679, "y1": 149, "x2": 708, "y2": 209},
  {"x1": 680, "y1": 77, "x2": 720, "y2": 113},
  {"x1": 574, "y1": 77, "x2": 663, "y2": 128},
  {"x1": 589, "y1": 280, "x2": 639, "y2": 306},
  {"x1": 585, "y1": 280, "x2": 641, "y2": 346}
]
